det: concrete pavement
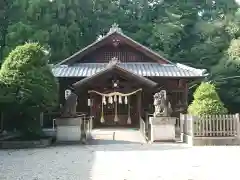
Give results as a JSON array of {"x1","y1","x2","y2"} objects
[{"x1": 0, "y1": 142, "x2": 240, "y2": 180}]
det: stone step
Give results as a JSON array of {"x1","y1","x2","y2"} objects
[{"x1": 90, "y1": 128, "x2": 146, "y2": 145}]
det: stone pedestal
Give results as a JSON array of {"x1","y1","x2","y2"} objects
[
  {"x1": 149, "y1": 117, "x2": 176, "y2": 142},
  {"x1": 55, "y1": 117, "x2": 82, "y2": 142}
]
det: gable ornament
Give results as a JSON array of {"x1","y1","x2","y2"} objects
[
  {"x1": 108, "y1": 23, "x2": 123, "y2": 34},
  {"x1": 107, "y1": 57, "x2": 120, "y2": 67}
]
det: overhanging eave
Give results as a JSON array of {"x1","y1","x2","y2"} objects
[{"x1": 73, "y1": 64, "x2": 157, "y2": 89}]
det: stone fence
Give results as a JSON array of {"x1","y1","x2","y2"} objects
[{"x1": 180, "y1": 113, "x2": 240, "y2": 145}]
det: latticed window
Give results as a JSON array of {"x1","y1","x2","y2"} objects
[
  {"x1": 104, "y1": 52, "x2": 113, "y2": 61},
  {"x1": 102, "y1": 50, "x2": 148, "y2": 62}
]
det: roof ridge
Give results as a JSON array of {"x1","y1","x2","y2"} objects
[{"x1": 58, "y1": 62, "x2": 166, "y2": 67}]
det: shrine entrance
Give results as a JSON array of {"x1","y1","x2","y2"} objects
[
  {"x1": 88, "y1": 89, "x2": 142, "y2": 128},
  {"x1": 73, "y1": 60, "x2": 157, "y2": 129}
]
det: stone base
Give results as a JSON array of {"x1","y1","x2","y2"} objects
[
  {"x1": 149, "y1": 117, "x2": 176, "y2": 142},
  {"x1": 183, "y1": 134, "x2": 240, "y2": 146},
  {"x1": 55, "y1": 117, "x2": 82, "y2": 142}
]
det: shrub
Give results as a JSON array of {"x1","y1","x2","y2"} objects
[
  {"x1": 188, "y1": 82, "x2": 227, "y2": 116},
  {"x1": 0, "y1": 43, "x2": 58, "y2": 135}
]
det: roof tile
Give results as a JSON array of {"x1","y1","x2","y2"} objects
[{"x1": 52, "y1": 63, "x2": 206, "y2": 78}]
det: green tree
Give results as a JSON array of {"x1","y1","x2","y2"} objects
[
  {"x1": 188, "y1": 82, "x2": 227, "y2": 116},
  {"x1": 211, "y1": 38, "x2": 240, "y2": 112},
  {"x1": 0, "y1": 43, "x2": 58, "y2": 135},
  {"x1": 3, "y1": 0, "x2": 97, "y2": 63}
]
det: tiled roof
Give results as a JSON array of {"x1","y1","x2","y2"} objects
[{"x1": 52, "y1": 62, "x2": 207, "y2": 78}]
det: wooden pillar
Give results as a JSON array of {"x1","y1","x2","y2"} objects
[
  {"x1": 185, "y1": 81, "x2": 189, "y2": 108},
  {"x1": 91, "y1": 93, "x2": 97, "y2": 128},
  {"x1": 138, "y1": 91, "x2": 142, "y2": 128},
  {"x1": 89, "y1": 92, "x2": 92, "y2": 117}
]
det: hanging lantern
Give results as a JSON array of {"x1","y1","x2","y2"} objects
[
  {"x1": 118, "y1": 96, "x2": 122, "y2": 104},
  {"x1": 114, "y1": 95, "x2": 117, "y2": 102},
  {"x1": 124, "y1": 96, "x2": 128, "y2": 104}
]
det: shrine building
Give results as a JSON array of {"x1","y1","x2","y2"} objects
[{"x1": 52, "y1": 24, "x2": 207, "y2": 128}]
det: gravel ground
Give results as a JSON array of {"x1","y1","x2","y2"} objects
[{"x1": 0, "y1": 143, "x2": 240, "y2": 180}]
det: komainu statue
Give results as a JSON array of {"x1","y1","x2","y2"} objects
[
  {"x1": 153, "y1": 90, "x2": 172, "y2": 117},
  {"x1": 61, "y1": 91, "x2": 78, "y2": 118}
]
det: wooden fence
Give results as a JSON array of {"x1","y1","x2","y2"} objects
[{"x1": 180, "y1": 114, "x2": 240, "y2": 137}]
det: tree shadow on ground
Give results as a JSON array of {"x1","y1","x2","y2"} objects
[
  {"x1": 88, "y1": 140, "x2": 190, "y2": 151},
  {"x1": 0, "y1": 144, "x2": 96, "y2": 180},
  {"x1": 52, "y1": 139, "x2": 191, "y2": 152}
]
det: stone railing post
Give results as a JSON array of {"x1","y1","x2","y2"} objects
[
  {"x1": 180, "y1": 113, "x2": 184, "y2": 142},
  {"x1": 188, "y1": 115, "x2": 194, "y2": 137},
  {"x1": 149, "y1": 116, "x2": 153, "y2": 143},
  {"x1": 236, "y1": 113, "x2": 240, "y2": 139},
  {"x1": 80, "y1": 115, "x2": 87, "y2": 144},
  {"x1": 185, "y1": 114, "x2": 195, "y2": 146}
]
